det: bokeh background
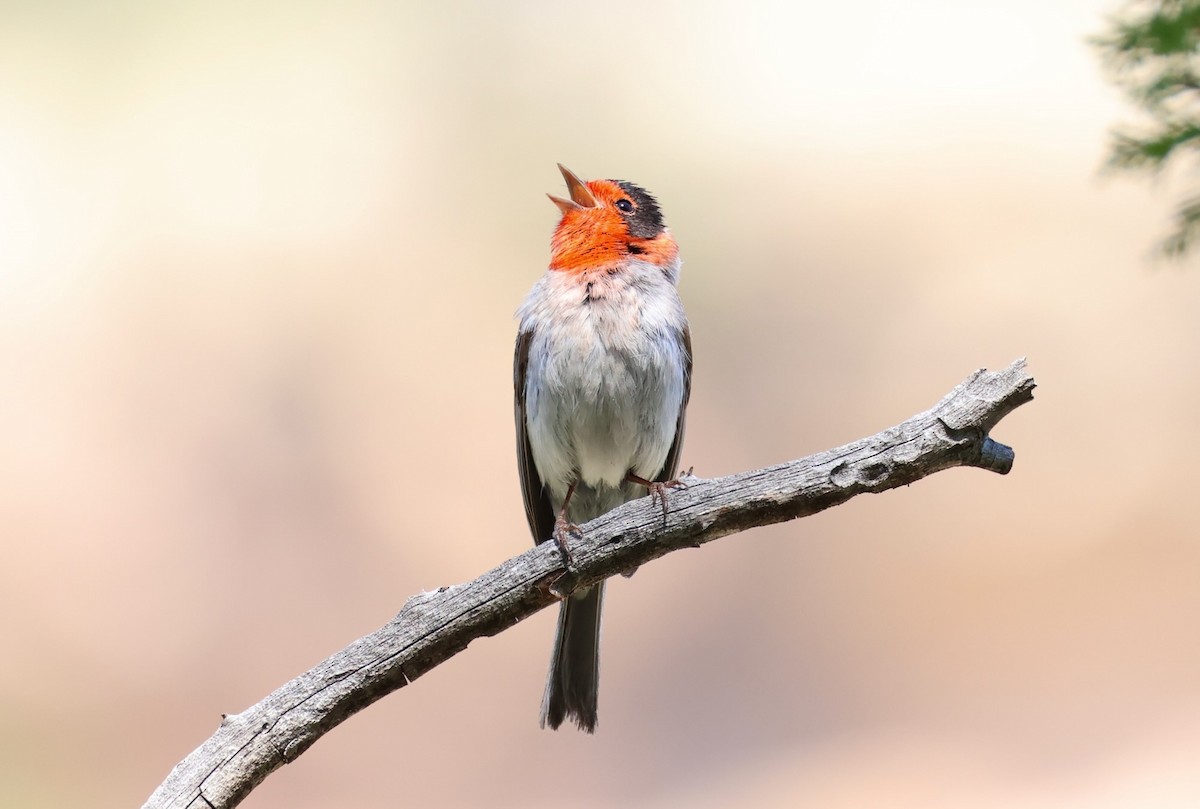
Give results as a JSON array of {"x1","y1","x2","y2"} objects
[{"x1": 4, "y1": 1, "x2": 1199, "y2": 806}]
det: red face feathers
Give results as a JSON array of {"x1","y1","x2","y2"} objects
[{"x1": 547, "y1": 164, "x2": 679, "y2": 273}]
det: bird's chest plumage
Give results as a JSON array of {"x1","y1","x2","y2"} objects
[{"x1": 519, "y1": 264, "x2": 687, "y2": 508}]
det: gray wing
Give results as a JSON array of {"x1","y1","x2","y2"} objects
[
  {"x1": 515, "y1": 329, "x2": 557, "y2": 546},
  {"x1": 654, "y1": 323, "x2": 692, "y2": 483}
]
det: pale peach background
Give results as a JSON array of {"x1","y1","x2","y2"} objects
[{"x1": 3, "y1": 1, "x2": 1199, "y2": 807}]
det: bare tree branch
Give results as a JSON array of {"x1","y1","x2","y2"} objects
[{"x1": 143, "y1": 358, "x2": 1035, "y2": 809}]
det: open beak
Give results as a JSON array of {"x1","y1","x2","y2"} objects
[{"x1": 547, "y1": 163, "x2": 598, "y2": 214}]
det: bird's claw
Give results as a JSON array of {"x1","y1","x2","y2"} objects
[
  {"x1": 647, "y1": 477, "x2": 688, "y2": 520},
  {"x1": 552, "y1": 514, "x2": 581, "y2": 569},
  {"x1": 625, "y1": 469, "x2": 691, "y2": 523}
]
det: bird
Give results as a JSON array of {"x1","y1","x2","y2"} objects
[{"x1": 514, "y1": 164, "x2": 692, "y2": 732}]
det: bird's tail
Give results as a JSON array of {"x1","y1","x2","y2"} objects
[{"x1": 541, "y1": 582, "x2": 604, "y2": 733}]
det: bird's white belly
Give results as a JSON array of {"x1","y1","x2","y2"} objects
[
  {"x1": 519, "y1": 260, "x2": 689, "y2": 511},
  {"x1": 526, "y1": 319, "x2": 683, "y2": 498},
  {"x1": 569, "y1": 365, "x2": 663, "y2": 488}
]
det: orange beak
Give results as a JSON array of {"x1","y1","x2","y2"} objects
[{"x1": 547, "y1": 163, "x2": 597, "y2": 214}]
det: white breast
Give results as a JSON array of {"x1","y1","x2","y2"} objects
[{"x1": 519, "y1": 258, "x2": 688, "y2": 505}]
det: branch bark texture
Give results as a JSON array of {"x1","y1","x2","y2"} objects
[{"x1": 144, "y1": 358, "x2": 1035, "y2": 809}]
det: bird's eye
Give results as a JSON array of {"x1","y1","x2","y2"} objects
[{"x1": 615, "y1": 198, "x2": 634, "y2": 213}]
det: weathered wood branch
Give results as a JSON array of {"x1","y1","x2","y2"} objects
[{"x1": 143, "y1": 358, "x2": 1035, "y2": 809}]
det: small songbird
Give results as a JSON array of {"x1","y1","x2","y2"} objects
[{"x1": 514, "y1": 164, "x2": 692, "y2": 732}]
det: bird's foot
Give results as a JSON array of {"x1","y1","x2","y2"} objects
[
  {"x1": 626, "y1": 472, "x2": 689, "y2": 522},
  {"x1": 552, "y1": 513, "x2": 581, "y2": 569}
]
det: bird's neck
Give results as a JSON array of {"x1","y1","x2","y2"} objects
[{"x1": 549, "y1": 228, "x2": 679, "y2": 274}]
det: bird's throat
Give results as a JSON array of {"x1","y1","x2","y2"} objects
[{"x1": 549, "y1": 228, "x2": 679, "y2": 274}]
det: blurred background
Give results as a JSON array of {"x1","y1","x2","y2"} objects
[{"x1": 3, "y1": 0, "x2": 1199, "y2": 806}]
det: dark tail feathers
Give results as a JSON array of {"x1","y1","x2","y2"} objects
[{"x1": 541, "y1": 583, "x2": 604, "y2": 733}]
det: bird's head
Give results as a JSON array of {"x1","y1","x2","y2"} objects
[{"x1": 547, "y1": 164, "x2": 679, "y2": 273}]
